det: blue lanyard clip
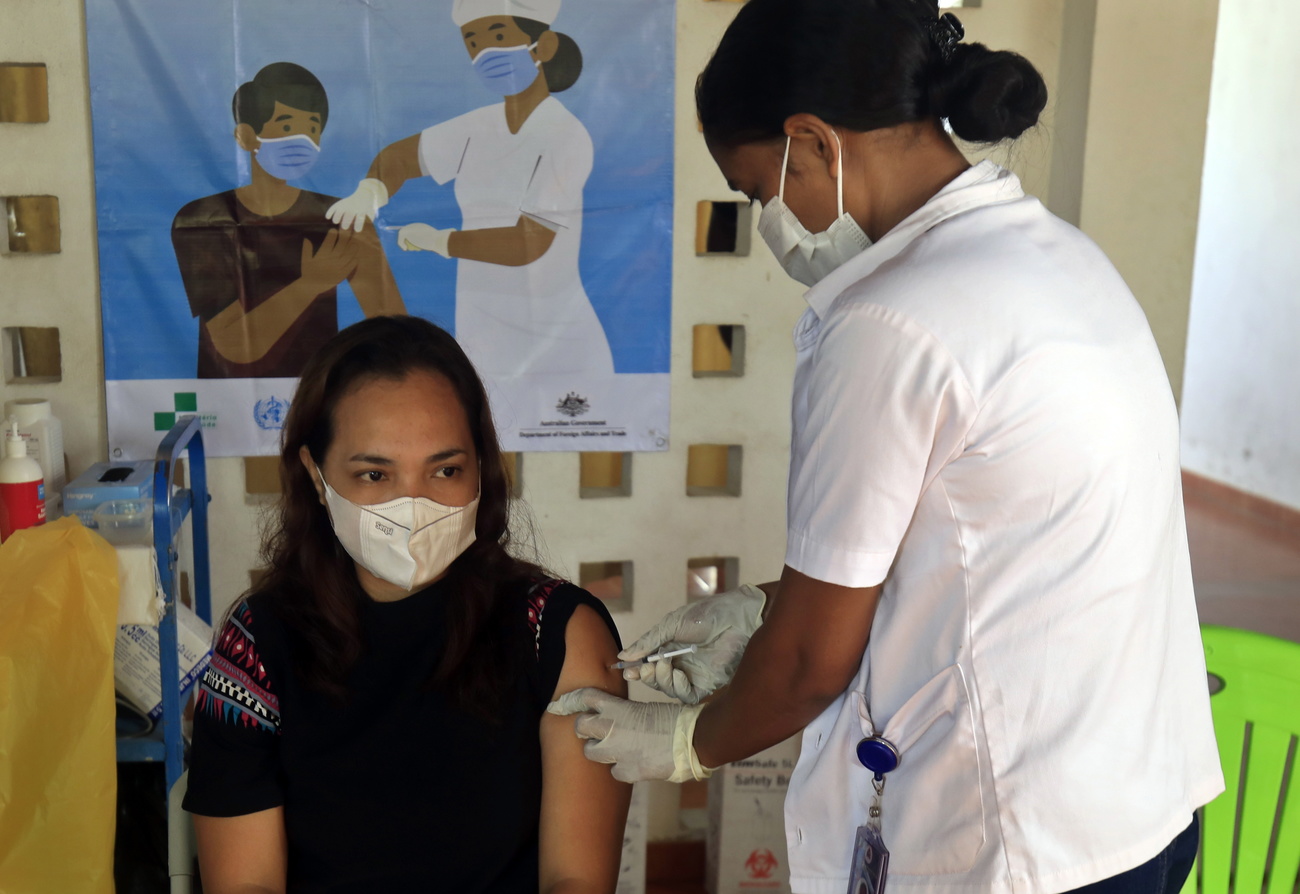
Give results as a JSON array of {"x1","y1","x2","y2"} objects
[{"x1": 855, "y1": 736, "x2": 900, "y2": 782}]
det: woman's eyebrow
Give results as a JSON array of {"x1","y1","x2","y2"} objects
[{"x1": 345, "y1": 449, "x2": 468, "y2": 464}]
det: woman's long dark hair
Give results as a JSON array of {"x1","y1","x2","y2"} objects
[
  {"x1": 696, "y1": 0, "x2": 1047, "y2": 148},
  {"x1": 254, "y1": 315, "x2": 543, "y2": 714}
]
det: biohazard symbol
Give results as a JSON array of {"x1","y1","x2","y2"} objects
[{"x1": 745, "y1": 848, "x2": 779, "y2": 879}]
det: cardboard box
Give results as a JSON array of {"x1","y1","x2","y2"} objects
[
  {"x1": 707, "y1": 736, "x2": 801, "y2": 894},
  {"x1": 115, "y1": 602, "x2": 213, "y2": 720},
  {"x1": 65, "y1": 461, "x2": 153, "y2": 527}
]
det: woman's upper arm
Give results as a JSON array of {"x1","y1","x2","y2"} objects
[
  {"x1": 539, "y1": 603, "x2": 632, "y2": 894},
  {"x1": 193, "y1": 807, "x2": 288, "y2": 894}
]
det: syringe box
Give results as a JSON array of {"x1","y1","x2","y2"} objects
[{"x1": 65, "y1": 461, "x2": 153, "y2": 526}]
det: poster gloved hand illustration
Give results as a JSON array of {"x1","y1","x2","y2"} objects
[{"x1": 88, "y1": 0, "x2": 674, "y2": 458}]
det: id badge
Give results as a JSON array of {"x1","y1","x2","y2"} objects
[{"x1": 847, "y1": 823, "x2": 890, "y2": 894}]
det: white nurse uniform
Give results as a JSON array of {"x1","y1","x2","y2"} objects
[
  {"x1": 781, "y1": 162, "x2": 1223, "y2": 894},
  {"x1": 418, "y1": 96, "x2": 614, "y2": 379}
]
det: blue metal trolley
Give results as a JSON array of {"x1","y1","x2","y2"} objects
[{"x1": 114, "y1": 414, "x2": 212, "y2": 795}]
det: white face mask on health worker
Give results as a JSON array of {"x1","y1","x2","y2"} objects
[
  {"x1": 316, "y1": 466, "x2": 479, "y2": 591},
  {"x1": 757, "y1": 131, "x2": 872, "y2": 287}
]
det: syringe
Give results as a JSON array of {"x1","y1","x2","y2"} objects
[{"x1": 610, "y1": 644, "x2": 698, "y2": 671}]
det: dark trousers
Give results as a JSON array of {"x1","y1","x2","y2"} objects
[{"x1": 1064, "y1": 814, "x2": 1199, "y2": 894}]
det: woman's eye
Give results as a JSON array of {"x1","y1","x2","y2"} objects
[
  {"x1": 362, "y1": 470, "x2": 385, "y2": 483},
  {"x1": 434, "y1": 466, "x2": 460, "y2": 479}
]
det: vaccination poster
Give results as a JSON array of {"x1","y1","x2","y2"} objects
[{"x1": 85, "y1": 0, "x2": 674, "y2": 459}]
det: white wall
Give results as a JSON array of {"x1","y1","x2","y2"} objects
[
  {"x1": 1046, "y1": 0, "x2": 1096, "y2": 227},
  {"x1": 1077, "y1": 0, "x2": 1220, "y2": 402},
  {"x1": 0, "y1": 1, "x2": 105, "y2": 478},
  {"x1": 1179, "y1": 1, "x2": 1300, "y2": 511},
  {"x1": 954, "y1": 0, "x2": 1063, "y2": 210}
]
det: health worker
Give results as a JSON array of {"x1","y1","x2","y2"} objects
[
  {"x1": 327, "y1": 0, "x2": 614, "y2": 382},
  {"x1": 549, "y1": 1, "x2": 1224, "y2": 892}
]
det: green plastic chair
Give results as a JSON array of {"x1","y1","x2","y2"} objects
[{"x1": 1181, "y1": 625, "x2": 1300, "y2": 894}]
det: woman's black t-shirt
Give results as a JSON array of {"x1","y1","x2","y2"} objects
[{"x1": 183, "y1": 578, "x2": 619, "y2": 893}]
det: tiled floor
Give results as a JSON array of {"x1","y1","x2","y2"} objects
[{"x1": 1184, "y1": 471, "x2": 1300, "y2": 644}]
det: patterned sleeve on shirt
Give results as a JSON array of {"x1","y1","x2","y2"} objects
[
  {"x1": 195, "y1": 601, "x2": 281, "y2": 733},
  {"x1": 525, "y1": 578, "x2": 565, "y2": 658}
]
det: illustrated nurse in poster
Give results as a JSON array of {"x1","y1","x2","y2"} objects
[{"x1": 327, "y1": 0, "x2": 614, "y2": 381}]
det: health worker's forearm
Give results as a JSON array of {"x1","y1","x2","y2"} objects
[
  {"x1": 366, "y1": 135, "x2": 422, "y2": 201},
  {"x1": 692, "y1": 566, "x2": 880, "y2": 768},
  {"x1": 448, "y1": 215, "x2": 557, "y2": 267}
]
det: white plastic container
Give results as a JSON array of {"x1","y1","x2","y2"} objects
[
  {"x1": 92, "y1": 499, "x2": 153, "y2": 546},
  {"x1": 0, "y1": 418, "x2": 46, "y2": 542},
  {"x1": 4, "y1": 398, "x2": 64, "y2": 520}
]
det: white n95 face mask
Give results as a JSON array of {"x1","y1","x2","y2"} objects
[
  {"x1": 757, "y1": 132, "x2": 871, "y2": 287},
  {"x1": 316, "y1": 468, "x2": 479, "y2": 591}
]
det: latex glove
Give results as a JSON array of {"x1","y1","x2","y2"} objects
[
  {"x1": 618, "y1": 584, "x2": 766, "y2": 704},
  {"x1": 326, "y1": 178, "x2": 388, "y2": 233},
  {"x1": 397, "y1": 223, "x2": 455, "y2": 257},
  {"x1": 547, "y1": 688, "x2": 712, "y2": 783}
]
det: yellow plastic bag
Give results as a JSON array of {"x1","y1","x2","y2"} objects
[{"x1": 0, "y1": 516, "x2": 119, "y2": 894}]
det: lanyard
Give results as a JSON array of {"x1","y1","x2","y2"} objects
[
  {"x1": 855, "y1": 736, "x2": 900, "y2": 830},
  {"x1": 850, "y1": 735, "x2": 899, "y2": 893}
]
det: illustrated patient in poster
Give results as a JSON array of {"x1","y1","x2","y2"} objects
[
  {"x1": 172, "y1": 62, "x2": 406, "y2": 379},
  {"x1": 327, "y1": 0, "x2": 613, "y2": 381}
]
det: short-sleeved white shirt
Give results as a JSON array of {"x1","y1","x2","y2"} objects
[
  {"x1": 782, "y1": 162, "x2": 1223, "y2": 894},
  {"x1": 418, "y1": 98, "x2": 612, "y2": 377}
]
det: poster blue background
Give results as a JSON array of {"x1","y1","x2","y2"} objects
[{"x1": 86, "y1": 0, "x2": 674, "y2": 379}]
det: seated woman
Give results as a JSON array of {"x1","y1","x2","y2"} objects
[{"x1": 183, "y1": 315, "x2": 631, "y2": 893}]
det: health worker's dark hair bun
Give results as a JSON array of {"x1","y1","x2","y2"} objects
[
  {"x1": 696, "y1": 0, "x2": 1046, "y2": 148},
  {"x1": 928, "y1": 43, "x2": 1047, "y2": 143}
]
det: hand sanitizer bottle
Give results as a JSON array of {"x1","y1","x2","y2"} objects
[{"x1": 0, "y1": 417, "x2": 46, "y2": 542}]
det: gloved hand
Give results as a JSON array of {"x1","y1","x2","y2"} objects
[
  {"x1": 546, "y1": 688, "x2": 712, "y2": 783},
  {"x1": 618, "y1": 584, "x2": 766, "y2": 704},
  {"x1": 397, "y1": 223, "x2": 455, "y2": 257},
  {"x1": 326, "y1": 178, "x2": 389, "y2": 233}
]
